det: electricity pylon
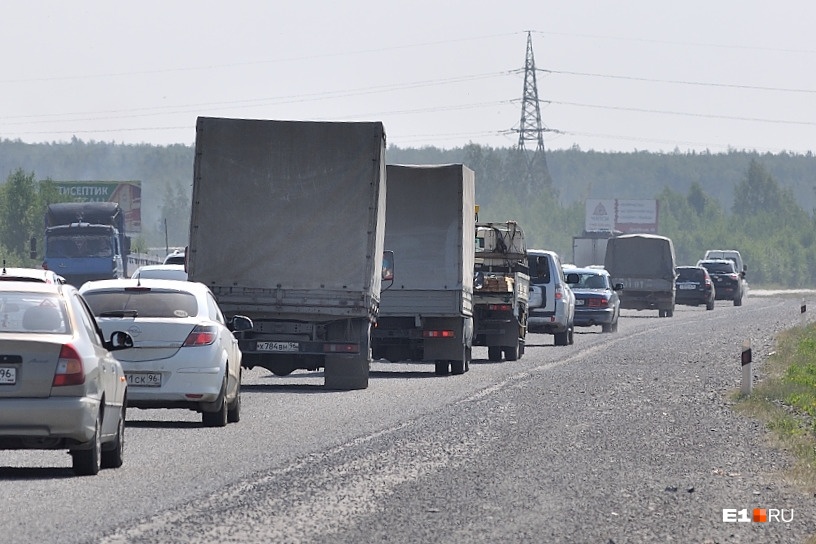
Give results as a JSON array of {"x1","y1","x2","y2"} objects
[{"x1": 516, "y1": 31, "x2": 553, "y2": 192}]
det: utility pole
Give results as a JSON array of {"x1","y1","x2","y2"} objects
[{"x1": 517, "y1": 31, "x2": 553, "y2": 192}]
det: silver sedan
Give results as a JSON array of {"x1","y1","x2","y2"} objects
[{"x1": 0, "y1": 282, "x2": 133, "y2": 475}]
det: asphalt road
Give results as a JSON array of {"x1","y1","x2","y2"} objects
[{"x1": 2, "y1": 292, "x2": 815, "y2": 543}]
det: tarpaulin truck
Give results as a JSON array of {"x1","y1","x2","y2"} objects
[
  {"x1": 473, "y1": 220, "x2": 530, "y2": 361},
  {"x1": 187, "y1": 117, "x2": 387, "y2": 390},
  {"x1": 41, "y1": 202, "x2": 130, "y2": 286},
  {"x1": 604, "y1": 233, "x2": 676, "y2": 318},
  {"x1": 371, "y1": 164, "x2": 475, "y2": 376}
]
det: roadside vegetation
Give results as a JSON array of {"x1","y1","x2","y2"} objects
[
  {"x1": 735, "y1": 321, "x2": 816, "y2": 494},
  {"x1": 2, "y1": 139, "x2": 816, "y2": 286}
]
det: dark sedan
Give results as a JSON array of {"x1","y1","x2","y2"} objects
[
  {"x1": 675, "y1": 265, "x2": 715, "y2": 310},
  {"x1": 563, "y1": 267, "x2": 622, "y2": 333}
]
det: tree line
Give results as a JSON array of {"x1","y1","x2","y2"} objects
[{"x1": 1, "y1": 138, "x2": 814, "y2": 287}]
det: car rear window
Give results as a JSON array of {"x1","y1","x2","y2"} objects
[
  {"x1": 0, "y1": 293, "x2": 69, "y2": 333},
  {"x1": 83, "y1": 289, "x2": 198, "y2": 318},
  {"x1": 701, "y1": 262, "x2": 734, "y2": 274},
  {"x1": 676, "y1": 268, "x2": 703, "y2": 281}
]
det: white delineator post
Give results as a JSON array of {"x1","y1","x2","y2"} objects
[{"x1": 741, "y1": 338, "x2": 752, "y2": 395}]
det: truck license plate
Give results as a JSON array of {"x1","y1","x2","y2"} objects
[
  {"x1": 126, "y1": 372, "x2": 162, "y2": 387},
  {"x1": 257, "y1": 341, "x2": 299, "y2": 352},
  {"x1": 0, "y1": 367, "x2": 16, "y2": 385}
]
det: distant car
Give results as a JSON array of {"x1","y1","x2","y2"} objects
[
  {"x1": 697, "y1": 259, "x2": 745, "y2": 306},
  {"x1": 131, "y1": 264, "x2": 188, "y2": 281},
  {"x1": 163, "y1": 249, "x2": 186, "y2": 265},
  {"x1": 527, "y1": 249, "x2": 575, "y2": 345},
  {"x1": 0, "y1": 265, "x2": 65, "y2": 284},
  {"x1": 675, "y1": 265, "x2": 716, "y2": 310},
  {"x1": 563, "y1": 266, "x2": 622, "y2": 332},
  {"x1": 80, "y1": 279, "x2": 252, "y2": 427},
  {"x1": 0, "y1": 281, "x2": 133, "y2": 475}
]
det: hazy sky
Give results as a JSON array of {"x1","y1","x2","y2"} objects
[{"x1": 2, "y1": 0, "x2": 814, "y2": 154}]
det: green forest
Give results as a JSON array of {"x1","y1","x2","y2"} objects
[{"x1": 1, "y1": 138, "x2": 815, "y2": 287}]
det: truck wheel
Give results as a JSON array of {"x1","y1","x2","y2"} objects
[
  {"x1": 658, "y1": 309, "x2": 666, "y2": 318},
  {"x1": 465, "y1": 347, "x2": 472, "y2": 372},
  {"x1": 325, "y1": 320, "x2": 370, "y2": 390},
  {"x1": 435, "y1": 361, "x2": 450, "y2": 375},
  {"x1": 487, "y1": 346, "x2": 502, "y2": 362}
]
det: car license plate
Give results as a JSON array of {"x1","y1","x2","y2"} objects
[
  {"x1": 0, "y1": 367, "x2": 16, "y2": 385},
  {"x1": 126, "y1": 372, "x2": 162, "y2": 387},
  {"x1": 679, "y1": 284, "x2": 696, "y2": 290},
  {"x1": 575, "y1": 300, "x2": 585, "y2": 306},
  {"x1": 257, "y1": 341, "x2": 299, "y2": 352}
]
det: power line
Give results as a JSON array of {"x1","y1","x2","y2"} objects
[
  {"x1": 545, "y1": 99, "x2": 816, "y2": 126},
  {"x1": 540, "y1": 68, "x2": 816, "y2": 94}
]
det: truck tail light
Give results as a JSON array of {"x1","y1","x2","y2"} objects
[
  {"x1": 423, "y1": 330, "x2": 455, "y2": 338},
  {"x1": 53, "y1": 344, "x2": 85, "y2": 386},
  {"x1": 488, "y1": 304, "x2": 511, "y2": 311},
  {"x1": 324, "y1": 343, "x2": 359, "y2": 353},
  {"x1": 183, "y1": 325, "x2": 218, "y2": 346}
]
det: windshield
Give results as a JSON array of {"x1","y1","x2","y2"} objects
[{"x1": 47, "y1": 235, "x2": 113, "y2": 258}]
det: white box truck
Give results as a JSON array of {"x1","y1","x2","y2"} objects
[
  {"x1": 187, "y1": 117, "x2": 387, "y2": 390},
  {"x1": 371, "y1": 164, "x2": 475, "y2": 376}
]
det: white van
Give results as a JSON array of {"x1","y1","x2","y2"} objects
[{"x1": 527, "y1": 249, "x2": 575, "y2": 346}]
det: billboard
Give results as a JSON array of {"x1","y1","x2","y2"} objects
[
  {"x1": 585, "y1": 199, "x2": 659, "y2": 234},
  {"x1": 52, "y1": 181, "x2": 141, "y2": 233}
]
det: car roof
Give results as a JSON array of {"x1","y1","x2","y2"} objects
[
  {"x1": 133, "y1": 264, "x2": 186, "y2": 273},
  {"x1": 0, "y1": 267, "x2": 63, "y2": 283},
  {"x1": 0, "y1": 279, "x2": 64, "y2": 295},
  {"x1": 527, "y1": 249, "x2": 559, "y2": 257},
  {"x1": 676, "y1": 265, "x2": 706, "y2": 269},
  {"x1": 562, "y1": 266, "x2": 609, "y2": 275},
  {"x1": 80, "y1": 278, "x2": 208, "y2": 294}
]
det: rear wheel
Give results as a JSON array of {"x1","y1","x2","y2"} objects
[
  {"x1": 202, "y1": 377, "x2": 228, "y2": 428},
  {"x1": 487, "y1": 346, "x2": 503, "y2": 362},
  {"x1": 72, "y1": 415, "x2": 101, "y2": 476},
  {"x1": 734, "y1": 295, "x2": 743, "y2": 307},
  {"x1": 503, "y1": 342, "x2": 519, "y2": 361},
  {"x1": 568, "y1": 327, "x2": 574, "y2": 345},
  {"x1": 101, "y1": 407, "x2": 125, "y2": 469},
  {"x1": 706, "y1": 298, "x2": 715, "y2": 310},
  {"x1": 554, "y1": 330, "x2": 569, "y2": 346},
  {"x1": 435, "y1": 361, "x2": 450, "y2": 375},
  {"x1": 227, "y1": 371, "x2": 241, "y2": 424}
]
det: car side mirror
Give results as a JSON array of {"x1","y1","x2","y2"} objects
[
  {"x1": 107, "y1": 331, "x2": 134, "y2": 351},
  {"x1": 228, "y1": 315, "x2": 253, "y2": 332}
]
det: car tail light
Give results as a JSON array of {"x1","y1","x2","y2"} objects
[
  {"x1": 704, "y1": 278, "x2": 712, "y2": 286},
  {"x1": 728, "y1": 273, "x2": 739, "y2": 280},
  {"x1": 183, "y1": 325, "x2": 218, "y2": 346},
  {"x1": 423, "y1": 330, "x2": 455, "y2": 338},
  {"x1": 53, "y1": 344, "x2": 85, "y2": 386},
  {"x1": 555, "y1": 288, "x2": 564, "y2": 300},
  {"x1": 488, "y1": 304, "x2": 511, "y2": 312}
]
